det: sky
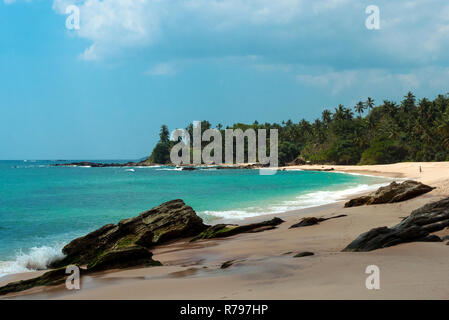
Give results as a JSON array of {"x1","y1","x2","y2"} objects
[{"x1": 1, "y1": 0, "x2": 449, "y2": 159}]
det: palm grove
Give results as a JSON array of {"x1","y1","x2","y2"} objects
[{"x1": 148, "y1": 92, "x2": 449, "y2": 166}]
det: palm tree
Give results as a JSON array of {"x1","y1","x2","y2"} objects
[
  {"x1": 383, "y1": 100, "x2": 397, "y2": 118},
  {"x1": 321, "y1": 109, "x2": 332, "y2": 125},
  {"x1": 435, "y1": 112, "x2": 449, "y2": 148},
  {"x1": 354, "y1": 101, "x2": 365, "y2": 118},
  {"x1": 402, "y1": 92, "x2": 416, "y2": 113},
  {"x1": 366, "y1": 97, "x2": 375, "y2": 113},
  {"x1": 334, "y1": 104, "x2": 346, "y2": 121},
  {"x1": 159, "y1": 125, "x2": 170, "y2": 143},
  {"x1": 343, "y1": 107, "x2": 354, "y2": 120}
]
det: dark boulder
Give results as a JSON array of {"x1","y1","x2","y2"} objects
[
  {"x1": 0, "y1": 267, "x2": 78, "y2": 296},
  {"x1": 289, "y1": 214, "x2": 347, "y2": 229},
  {"x1": 344, "y1": 180, "x2": 434, "y2": 207},
  {"x1": 220, "y1": 259, "x2": 246, "y2": 269},
  {"x1": 87, "y1": 246, "x2": 161, "y2": 272},
  {"x1": 290, "y1": 217, "x2": 320, "y2": 228},
  {"x1": 293, "y1": 252, "x2": 314, "y2": 258},
  {"x1": 343, "y1": 197, "x2": 449, "y2": 252},
  {"x1": 191, "y1": 217, "x2": 284, "y2": 241},
  {"x1": 51, "y1": 199, "x2": 207, "y2": 268},
  {"x1": 0, "y1": 199, "x2": 209, "y2": 296},
  {"x1": 180, "y1": 166, "x2": 196, "y2": 171}
]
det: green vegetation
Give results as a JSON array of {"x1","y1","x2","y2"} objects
[
  {"x1": 147, "y1": 125, "x2": 176, "y2": 164},
  {"x1": 149, "y1": 92, "x2": 449, "y2": 165}
]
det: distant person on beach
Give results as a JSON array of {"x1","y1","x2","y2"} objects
[{"x1": 419, "y1": 165, "x2": 422, "y2": 173}]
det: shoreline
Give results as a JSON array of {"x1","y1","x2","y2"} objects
[
  {"x1": 210, "y1": 163, "x2": 411, "y2": 225},
  {"x1": 2, "y1": 161, "x2": 449, "y2": 299},
  {"x1": 0, "y1": 168, "x2": 391, "y2": 280}
]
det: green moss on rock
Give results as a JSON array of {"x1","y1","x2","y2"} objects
[
  {"x1": 0, "y1": 267, "x2": 77, "y2": 296},
  {"x1": 191, "y1": 217, "x2": 284, "y2": 241},
  {"x1": 87, "y1": 246, "x2": 161, "y2": 272}
]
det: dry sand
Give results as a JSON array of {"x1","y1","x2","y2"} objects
[{"x1": 2, "y1": 162, "x2": 449, "y2": 300}]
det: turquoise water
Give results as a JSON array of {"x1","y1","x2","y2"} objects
[{"x1": 0, "y1": 160, "x2": 388, "y2": 275}]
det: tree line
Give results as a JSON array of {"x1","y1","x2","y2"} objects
[{"x1": 148, "y1": 91, "x2": 449, "y2": 166}]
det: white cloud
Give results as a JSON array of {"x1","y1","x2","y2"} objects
[
  {"x1": 51, "y1": 0, "x2": 351, "y2": 60},
  {"x1": 79, "y1": 42, "x2": 98, "y2": 61},
  {"x1": 145, "y1": 63, "x2": 177, "y2": 76},
  {"x1": 296, "y1": 67, "x2": 449, "y2": 97},
  {"x1": 53, "y1": 0, "x2": 162, "y2": 60},
  {"x1": 297, "y1": 71, "x2": 357, "y2": 95},
  {"x1": 45, "y1": 0, "x2": 449, "y2": 69}
]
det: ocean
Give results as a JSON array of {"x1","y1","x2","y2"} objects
[{"x1": 0, "y1": 160, "x2": 389, "y2": 277}]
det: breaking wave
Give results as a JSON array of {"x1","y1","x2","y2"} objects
[
  {"x1": 201, "y1": 182, "x2": 389, "y2": 221},
  {"x1": 0, "y1": 245, "x2": 65, "y2": 278}
]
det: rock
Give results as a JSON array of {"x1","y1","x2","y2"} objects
[
  {"x1": 52, "y1": 158, "x2": 161, "y2": 167},
  {"x1": 0, "y1": 267, "x2": 78, "y2": 296},
  {"x1": 287, "y1": 157, "x2": 306, "y2": 166},
  {"x1": 215, "y1": 163, "x2": 264, "y2": 170},
  {"x1": 51, "y1": 199, "x2": 207, "y2": 268},
  {"x1": 344, "y1": 196, "x2": 372, "y2": 207},
  {"x1": 293, "y1": 252, "x2": 314, "y2": 258},
  {"x1": 1, "y1": 199, "x2": 209, "y2": 296},
  {"x1": 220, "y1": 260, "x2": 235, "y2": 269},
  {"x1": 87, "y1": 246, "x2": 162, "y2": 272},
  {"x1": 343, "y1": 197, "x2": 449, "y2": 252},
  {"x1": 180, "y1": 167, "x2": 196, "y2": 171},
  {"x1": 289, "y1": 214, "x2": 347, "y2": 229},
  {"x1": 191, "y1": 217, "x2": 284, "y2": 241},
  {"x1": 290, "y1": 217, "x2": 320, "y2": 228},
  {"x1": 220, "y1": 259, "x2": 246, "y2": 269},
  {"x1": 344, "y1": 180, "x2": 434, "y2": 207},
  {"x1": 418, "y1": 235, "x2": 442, "y2": 242},
  {"x1": 0, "y1": 248, "x2": 160, "y2": 296}
]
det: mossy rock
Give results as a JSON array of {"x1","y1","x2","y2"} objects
[
  {"x1": 114, "y1": 234, "x2": 138, "y2": 249},
  {"x1": 87, "y1": 246, "x2": 161, "y2": 272},
  {"x1": 51, "y1": 199, "x2": 207, "y2": 268},
  {"x1": 191, "y1": 217, "x2": 284, "y2": 241},
  {"x1": 0, "y1": 267, "x2": 79, "y2": 296},
  {"x1": 191, "y1": 224, "x2": 238, "y2": 241},
  {"x1": 1, "y1": 199, "x2": 210, "y2": 296}
]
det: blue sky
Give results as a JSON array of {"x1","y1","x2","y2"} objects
[{"x1": 1, "y1": 0, "x2": 449, "y2": 159}]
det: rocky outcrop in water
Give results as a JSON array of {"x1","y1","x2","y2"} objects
[
  {"x1": 191, "y1": 217, "x2": 284, "y2": 241},
  {"x1": 344, "y1": 180, "x2": 434, "y2": 207},
  {"x1": 54, "y1": 162, "x2": 268, "y2": 169},
  {"x1": 53, "y1": 160, "x2": 157, "y2": 167},
  {"x1": 343, "y1": 197, "x2": 449, "y2": 252}
]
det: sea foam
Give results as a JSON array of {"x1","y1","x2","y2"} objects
[
  {"x1": 0, "y1": 245, "x2": 64, "y2": 278},
  {"x1": 201, "y1": 182, "x2": 389, "y2": 221}
]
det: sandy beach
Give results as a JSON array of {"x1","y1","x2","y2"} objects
[{"x1": 2, "y1": 162, "x2": 449, "y2": 300}]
